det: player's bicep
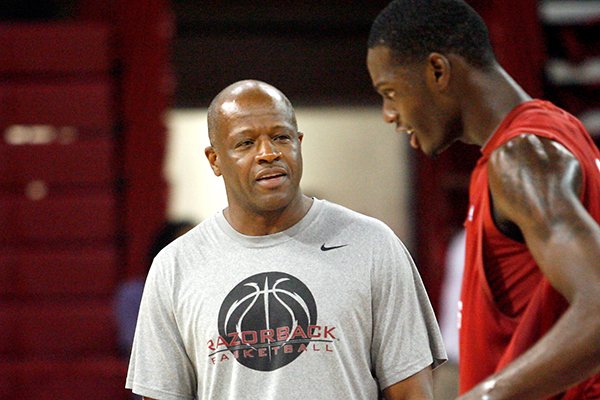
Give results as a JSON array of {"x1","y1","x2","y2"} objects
[
  {"x1": 487, "y1": 134, "x2": 600, "y2": 301},
  {"x1": 488, "y1": 134, "x2": 582, "y2": 237}
]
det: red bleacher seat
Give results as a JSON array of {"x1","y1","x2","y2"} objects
[
  {"x1": 0, "y1": 192, "x2": 117, "y2": 244},
  {"x1": 0, "y1": 357, "x2": 129, "y2": 400},
  {"x1": 0, "y1": 137, "x2": 115, "y2": 187},
  {"x1": 0, "y1": 81, "x2": 114, "y2": 128},
  {"x1": 0, "y1": 300, "x2": 117, "y2": 357},
  {"x1": 0, "y1": 11, "x2": 169, "y2": 399},
  {"x1": 0, "y1": 247, "x2": 119, "y2": 299},
  {"x1": 0, "y1": 23, "x2": 112, "y2": 75}
]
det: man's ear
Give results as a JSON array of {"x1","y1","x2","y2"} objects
[
  {"x1": 205, "y1": 146, "x2": 222, "y2": 176},
  {"x1": 297, "y1": 131, "x2": 304, "y2": 143},
  {"x1": 427, "y1": 52, "x2": 451, "y2": 92}
]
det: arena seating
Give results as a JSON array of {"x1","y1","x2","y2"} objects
[{"x1": 0, "y1": 22, "x2": 129, "y2": 399}]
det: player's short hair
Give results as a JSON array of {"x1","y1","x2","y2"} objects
[{"x1": 368, "y1": 0, "x2": 496, "y2": 68}]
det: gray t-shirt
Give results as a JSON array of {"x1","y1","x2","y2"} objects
[{"x1": 126, "y1": 199, "x2": 446, "y2": 399}]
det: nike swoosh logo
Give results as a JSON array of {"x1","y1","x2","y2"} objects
[{"x1": 320, "y1": 244, "x2": 348, "y2": 251}]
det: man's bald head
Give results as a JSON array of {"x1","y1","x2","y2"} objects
[{"x1": 207, "y1": 80, "x2": 298, "y2": 146}]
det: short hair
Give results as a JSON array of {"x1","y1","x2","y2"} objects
[
  {"x1": 368, "y1": 0, "x2": 496, "y2": 68},
  {"x1": 207, "y1": 80, "x2": 298, "y2": 146}
]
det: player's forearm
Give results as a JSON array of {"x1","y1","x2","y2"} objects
[{"x1": 459, "y1": 297, "x2": 600, "y2": 400}]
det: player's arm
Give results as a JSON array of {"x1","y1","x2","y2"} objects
[
  {"x1": 458, "y1": 134, "x2": 600, "y2": 399},
  {"x1": 383, "y1": 366, "x2": 433, "y2": 400}
]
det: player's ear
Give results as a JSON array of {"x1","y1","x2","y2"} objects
[
  {"x1": 297, "y1": 131, "x2": 304, "y2": 143},
  {"x1": 427, "y1": 52, "x2": 451, "y2": 92},
  {"x1": 205, "y1": 146, "x2": 222, "y2": 176}
]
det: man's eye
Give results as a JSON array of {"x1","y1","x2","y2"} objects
[
  {"x1": 274, "y1": 135, "x2": 291, "y2": 141},
  {"x1": 383, "y1": 91, "x2": 395, "y2": 100},
  {"x1": 236, "y1": 140, "x2": 253, "y2": 148}
]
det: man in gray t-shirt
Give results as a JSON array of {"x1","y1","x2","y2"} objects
[{"x1": 126, "y1": 80, "x2": 446, "y2": 400}]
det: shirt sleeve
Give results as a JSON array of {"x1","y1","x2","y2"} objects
[
  {"x1": 370, "y1": 234, "x2": 447, "y2": 390},
  {"x1": 125, "y1": 254, "x2": 197, "y2": 400}
]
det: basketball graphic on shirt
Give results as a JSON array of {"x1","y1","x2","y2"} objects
[{"x1": 217, "y1": 271, "x2": 317, "y2": 371}]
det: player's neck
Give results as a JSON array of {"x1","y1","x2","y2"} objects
[{"x1": 461, "y1": 64, "x2": 532, "y2": 147}]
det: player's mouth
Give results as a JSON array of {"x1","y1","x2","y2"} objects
[
  {"x1": 397, "y1": 126, "x2": 419, "y2": 149},
  {"x1": 408, "y1": 130, "x2": 420, "y2": 149}
]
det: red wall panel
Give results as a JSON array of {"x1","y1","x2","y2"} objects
[
  {"x1": 0, "y1": 192, "x2": 117, "y2": 244},
  {"x1": 0, "y1": 23, "x2": 112, "y2": 75},
  {"x1": 0, "y1": 81, "x2": 114, "y2": 129},
  {"x1": 0, "y1": 358, "x2": 129, "y2": 400},
  {"x1": 0, "y1": 247, "x2": 119, "y2": 299},
  {"x1": 0, "y1": 137, "x2": 115, "y2": 187},
  {"x1": 0, "y1": 301, "x2": 117, "y2": 357}
]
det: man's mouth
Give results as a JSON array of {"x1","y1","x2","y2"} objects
[
  {"x1": 255, "y1": 168, "x2": 288, "y2": 187},
  {"x1": 396, "y1": 125, "x2": 413, "y2": 135},
  {"x1": 408, "y1": 130, "x2": 419, "y2": 149},
  {"x1": 257, "y1": 172, "x2": 286, "y2": 181}
]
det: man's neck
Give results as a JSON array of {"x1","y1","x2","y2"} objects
[{"x1": 224, "y1": 195, "x2": 314, "y2": 236}]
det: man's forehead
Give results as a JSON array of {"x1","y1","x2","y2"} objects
[
  {"x1": 218, "y1": 92, "x2": 288, "y2": 115},
  {"x1": 224, "y1": 109, "x2": 295, "y2": 130},
  {"x1": 228, "y1": 121, "x2": 296, "y2": 137},
  {"x1": 220, "y1": 99, "x2": 241, "y2": 115},
  {"x1": 228, "y1": 82, "x2": 285, "y2": 102},
  {"x1": 216, "y1": 91, "x2": 294, "y2": 126},
  {"x1": 368, "y1": 46, "x2": 399, "y2": 73},
  {"x1": 208, "y1": 82, "x2": 297, "y2": 144}
]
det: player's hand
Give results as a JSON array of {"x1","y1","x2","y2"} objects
[{"x1": 455, "y1": 379, "x2": 498, "y2": 400}]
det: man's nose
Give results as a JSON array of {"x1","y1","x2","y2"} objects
[
  {"x1": 256, "y1": 140, "x2": 282, "y2": 163},
  {"x1": 382, "y1": 100, "x2": 397, "y2": 124}
]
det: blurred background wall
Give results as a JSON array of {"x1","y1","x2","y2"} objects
[
  {"x1": 0, "y1": 0, "x2": 598, "y2": 398},
  {"x1": 166, "y1": 107, "x2": 412, "y2": 243}
]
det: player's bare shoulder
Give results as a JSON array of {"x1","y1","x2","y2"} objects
[{"x1": 487, "y1": 134, "x2": 582, "y2": 231}]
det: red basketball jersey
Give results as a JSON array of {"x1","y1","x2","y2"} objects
[{"x1": 460, "y1": 100, "x2": 600, "y2": 398}]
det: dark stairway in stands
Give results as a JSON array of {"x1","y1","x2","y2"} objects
[
  {"x1": 540, "y1": 0, "x2": 600, "y2": 145},
  {"x1": 0, "y1": 1, "x2": 171, "y2": 398}
]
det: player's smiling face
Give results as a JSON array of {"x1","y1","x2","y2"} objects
[
  {"x1": 206, "y1": 89, "x2": 304, "y2": 216},
  {"x1": 367, "y1": 45, "x2": 460, "y2": 157}
]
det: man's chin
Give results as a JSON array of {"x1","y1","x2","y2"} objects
[
  {"x1": 418, "y1": 143, "x2": 437, "y2": 159},
  {"x1": 427, "y1": 141, "x2": 453, "y2": 159},
  {"x1": 254, "y1": 193, "x2": 295, "y2": 212}
]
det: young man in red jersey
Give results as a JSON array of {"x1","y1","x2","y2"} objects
[{"x1": 367, "y1": 1, "x2": 600, "y2": 399}]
